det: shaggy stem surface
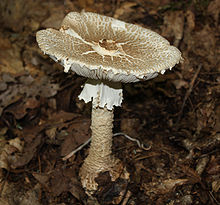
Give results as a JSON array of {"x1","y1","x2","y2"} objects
[{"x1": 80, "y1": 106, "x2": 118, "y2": 193}]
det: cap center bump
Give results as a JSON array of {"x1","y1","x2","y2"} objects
[{"x1": 98, "y1": 39, "x2": 118, "y2": 51}]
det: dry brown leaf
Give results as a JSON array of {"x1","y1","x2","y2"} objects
[
  {"x1": 32, "y1": 172, "x2": 50, "y2": 187},
  {"x1": 120, "y1": 118, "x2": 141, "y2": 137},
  {"x1": 172, "y1": 79, "x2": 189, "y2": 89},
  {"x1": 196, "y1": 100, "x2": 216, "y2": 134},
  {"x1": 185, "y1": 10, "x2": 195, "y2": 32},
  {"x1": 0, "y1": 0, "x2": 29, "y2": 32},
  {"x1": 195, "y1": 24, "x2": 216, "y2": 54},
  {"x1": 0, "y1": 181, "x2": 41, "y2": 205},
  {"x1": 0, "y1": 198, "x2": 10, "y2": 205},
  {"x1": 142, "y1": 178, "x2": 188, "y2": 195},
  {"x1": 77, "y1": 0, "x2": 94, "y2": 11},
  {"x1": 6, "y1": 98, "x2": 40, "y2": 120},
  {"x1": 113, "y1": 2, "x2": 137, "y2": 19},
  {"x1": 207, "y1": 0, "x2": 220, "y2": 25},
  {"x1": 188, "y1": 24, "x2": 217, "y2": 66},
  {"x1": 0, "y1": 42, "x2": 24, "y2": 74},
  {"x1": 161, "y1": 10, "x2": 184, "y2": 47},
  {"x1": 214, "y1": 105, "x2": 220, "y2": 132},
  {"x1": 9, "y1": 135, "x2": 42, "y2": 169},
  {"x1": 69, "y1": 177, "x2": 87, "y2": 202},
  {"x1": 206, "y1": 155, "x2": 220, "y2": 175},
  {"x1": 50, "y1": 171, "x2": 70, "y2": 196},
  {"x1": 0, "y1": 137, "x2": 24, "y2": 170},
  {"x1": 41, "y1": 7, "x2": 65, "y2": 29},
  {"x1": 8, "y1": 138, "x2": 24, "y2": 152},
  {"x1": 0, "y1": 73, "x2": 59, "y2": 116},
  {"x1": 61, "y1": 120, "x2": 90, "y2": 156},
  {"x1": 48, "y1": 110, "x2": 79, "y2": 125},
  {"x1": 45, "y1": 127, "x2": 57, "y2": 140},
  {"x1": 212, "y1": 180, "x2": 220, "y2": 192},
  {"x1": 0, "y1": 81, "x2": 7, "y2": 92},
  {"x1": 196, "y1": 156, "x2": 209, "y2": 176}
]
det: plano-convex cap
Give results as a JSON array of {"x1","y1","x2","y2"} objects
[{"x1": 36, "y1": 11, "x2": 182, "y2": 83}]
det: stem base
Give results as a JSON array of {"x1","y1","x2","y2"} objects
[{"x1": 80, "y1": 157, "x2": 129, "y2": 198}]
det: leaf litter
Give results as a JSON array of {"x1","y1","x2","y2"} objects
[{"x1": 0, "y1": 0, "x2": 219, "y2": 204}]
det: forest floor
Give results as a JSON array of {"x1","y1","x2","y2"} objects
[{"x1": 0, "y1": 0, "x2": 219, "y2": 204}]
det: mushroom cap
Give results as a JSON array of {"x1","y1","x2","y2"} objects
[{"x1": 36, "y1": 12, "x2": 182, "y2": 83}]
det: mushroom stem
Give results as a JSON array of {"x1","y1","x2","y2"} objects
[
  {"x1": 80, "y1": 105, "x2": 117, "y2": 192},
  {"x1": 86, "y1": 106, "x2": 114, "y2": 168}
]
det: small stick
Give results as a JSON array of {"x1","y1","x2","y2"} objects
[
  {"x1": 177, "y1": 65, "x2": 202, "y2": 123},
  {"x1": 113, "y1": 132, "x2": 151, "y2": 151},
  {"x1": 209, "y1": 191, "x2": 220, "y2": 205},
  {"x1": 121, "y1": 190, "x2": 132, "y2": 205},
  {"x1": 0, "y1": 170, "x2": 9, "y2": 197}
]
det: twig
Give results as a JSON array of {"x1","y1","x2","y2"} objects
[
  {"x1": 177, "y1": 65, "x2": 202, "y2": 123},
  {"x1": 209, "y1": 191, "x2": 220, "y2": 205},
  {"x1": 62, "y1": 132, "x2": 150, "y2": 161},
  {"x1": 121, "y1": 190, "x2": 132, "y2": 205},
  {"x1": 113, "y1": 132, "x2": 151, "y2": 151},
  {"x1": 198, "y1": 78, "x2": 220, "y2": 85},
  {"x1": 0, "y1": 170, "x2": 9, "y2": 197}
]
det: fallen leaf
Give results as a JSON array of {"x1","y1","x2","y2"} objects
[
  {"x1": 0, "y1": 72, "x2": 59, "y2": 116},
  {"x1": 212, "y1": 180, "x2": 220, "y2": 192},
  {"x1": 9, "y1": 134, "x2": 42, "y2": 169},
  {"x1": 0, "y1": 137, "x2": 24, "y2": 170},
  {"x1": 0, "y1": 181, "x2": 41, "y2": 205},
  {"x1": 0, "y1": 43, "x2": 24, "y2": 74},
  {"x1": 172, "y1": 79, "x2": 189, "y2": 89},
  {"x1": 69, "y1": 177, "x2": 87, "y2": 202},
  {"x1": 41, "y1": 8, "x2": 65, "y2": 29},
  {"x1": 61, "y1": 119, "x2": 90, "y2": 156},
  {"x1": 195, "y1": 156, "x2": 209, "y2": 175},
  {"x1": 207, "y1": 0, "x2": 220, "y2": 25},
  {"x1": 50, "y1": 170, "x2": 70, "y2": 196},
  {"x1": 113, "y1": 2, "x2": 137, "y2": 19},
  {"x1": 206, "y1": 155, "x2": 220, "y2": 175},
  {"x1": 185, "y1": 10, "x2": 195, "y2": 32},
  {"x1": 142, "y1": 178, "x2": 188, "y2": 195},
  {"x1": 120, "y1": 118, "x2": 141, "y2": 137},
  {"x1": 161, "y1": 10, "x2": 184, "y2": 47},
  {"x1": 6, "y1": 97, "x2": 40, "y2": 120},
  {"x1": 32, "y1": 172, "x2": 50, "y2": 187}
]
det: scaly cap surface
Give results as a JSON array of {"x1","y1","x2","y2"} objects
[{"x1": 36, "y1": 12, "x2": 182, "y2": 83}]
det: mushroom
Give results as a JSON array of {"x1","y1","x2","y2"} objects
[{"x1": 36, "y1": 11, "x2": 182, "y2": 194}]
